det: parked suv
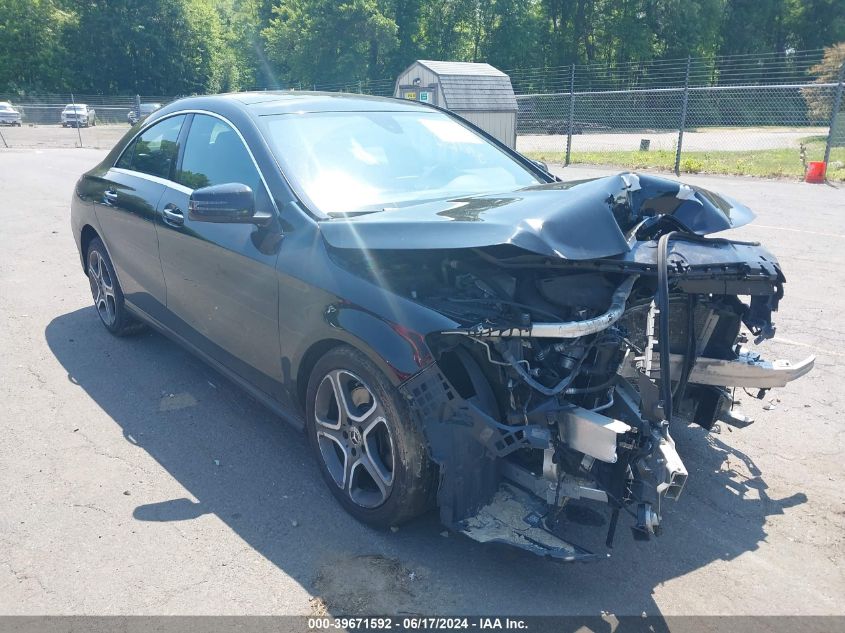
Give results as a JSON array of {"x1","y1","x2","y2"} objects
[
  {"x1": 0, "y1": 101, "x2": 22, "y2": 126},
  {"x1": 61, "y1": 104, "x2": 96, "y2": 127},
  {"x1": 127, "y1": 102, "x2": 162, "y2": 125}
]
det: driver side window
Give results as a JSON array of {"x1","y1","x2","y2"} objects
[{"x1": 176, "y1": 114, "x2": 263, "y2": 196}]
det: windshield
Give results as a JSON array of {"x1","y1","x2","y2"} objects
[
  {"x1": 0, "y1": 104, "x2": 13, "y2": 111},
  {"x1": 262, "y1": 110, "x2": 540, "y2": 215}
]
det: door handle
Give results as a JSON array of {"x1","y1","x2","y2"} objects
[
  {"x1": 162, "y1": 204, "x2": 184, "y2": 226},
  {"x1": 103, "y1": 189, "x2": 118, "y2": 204}
]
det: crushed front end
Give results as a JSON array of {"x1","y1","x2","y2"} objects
[
  {"x1": 407, "y1": 242, "x2": 811, "y2": 558},
  {"x1": 326, "y1": 172, "x2": 814, "y2": 559}
]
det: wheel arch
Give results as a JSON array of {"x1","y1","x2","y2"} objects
[
  {"x1": 295, "y1": 338, "x2": 347, "y2": 411},
  {"x1": 79, "y1": 224, "x2": 101, "y2": 272},
  {"x1": 293, "y1": 316, "x2": 433, "y2": 412}
]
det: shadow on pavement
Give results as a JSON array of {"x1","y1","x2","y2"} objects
[{"x1": 46, "y1": 306, "x2": 807, "y2": 618}]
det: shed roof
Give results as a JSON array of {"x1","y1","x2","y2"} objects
[
  {"x1": 399, "y1": 60, "x2": 518, "y2": 111},
  {"x1": 415, "y1": 60, "x2": 508, "y2": 77}
]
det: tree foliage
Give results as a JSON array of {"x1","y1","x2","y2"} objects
[
  {"x1": 803, "y1": 42, "x2": 845, "y2": 120},
  {"x1": 0, "y1": 0, "x2": 71, "y2": 91},
  {"x1": 0, "y1": 0, "x2": 842, "y2": 94},
  {"x1": 262, "y1": 0, "x2": 398, "y2": 87}
]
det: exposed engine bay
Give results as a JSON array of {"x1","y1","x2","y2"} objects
[{"x1": 325, "y1": 173, "x2": 814, "y2": 560}]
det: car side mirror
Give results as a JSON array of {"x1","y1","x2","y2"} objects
[{"x1": 188, "y1": 183, "x2": 270, "y2": 225}]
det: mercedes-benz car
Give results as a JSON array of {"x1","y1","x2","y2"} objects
[
  {"x1": 0, "y1": 101, "x2": 22, "y2": 126},
  {"x1": 61, "y1": 104, "x2": 96, "y2": 127},
  {"x1": 70, "y1": 92, "x2": 812, "y2": 560}
]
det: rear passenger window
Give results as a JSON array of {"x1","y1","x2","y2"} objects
[
  {"x1": 176, "y1": 114, "x2": 262, "y2": 194},
  {"x1": 116, "y1": 115, "x2": 185, "y2": 180}
]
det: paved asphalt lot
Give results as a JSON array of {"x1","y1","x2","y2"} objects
[{"x1": 1, "y1": 147, "x2": 844, "y2": 617}]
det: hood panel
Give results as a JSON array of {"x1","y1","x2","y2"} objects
[{"x1": 319, "y1": 173, "x2": 755, "y2": 260}]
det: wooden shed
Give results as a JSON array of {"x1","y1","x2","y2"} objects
[{"x1": 394, "y1": 60, "x2": 518, "y2": 148}]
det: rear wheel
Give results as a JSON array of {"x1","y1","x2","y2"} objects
[
  {"x1": 305, "y1": 345, "x2": 437, "y2": 527},
  {"x1": 86, "y1": 238, "x2": 143, "y2": 336}
]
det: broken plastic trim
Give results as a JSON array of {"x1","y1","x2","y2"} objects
[
  {"x1": 442, "y1": 275, "x2": 639, "y2": 339},
  {"x1": 459, "y1": 483, "x2": 598, "y2": 562}
]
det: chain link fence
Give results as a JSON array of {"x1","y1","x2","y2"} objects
[
  {"x1": 511, "y1": 51, "x2": 845, "y2": 180},
  {"x1": 0, "y1": 93, "x2": 177, "y2": 149},
  {"x1": 1, "y1": 50, "x2": 843, "y2": 180}
]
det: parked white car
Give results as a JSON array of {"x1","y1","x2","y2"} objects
[
  {"x1": 61, "y1": 104, "x2": 96, "y2": 128},
  {"x1": 0, "y1": 101, "x2": 22, "y2": 126}
]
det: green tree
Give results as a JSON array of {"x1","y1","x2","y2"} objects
[
  {"x1": 262, "y1": 0, "x2": 398, "y2": 87},
  {"x1": 802, "y1": 42, "x2": 845, "y2": 121},
  {"x1": 61, "y1": 0, "x2": 237, "y2": 95},
  {"x1": 484, "y1": 0, "x2": 546, "y2": 70},
  {"x1": 643, "y1": 0, "x2": 723, "y2": 60},
  {"x1": 0, "y1": 0, "x2": 71, "y2": 92},
  {"x1": 2, "y1": 0, "x2": 844, "y2": 95}
]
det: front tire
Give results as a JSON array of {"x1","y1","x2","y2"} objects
[
  {"x1": 305, "y1": 345, "x2": 437, "y2": 528},
  {"x1": 86, "y1": 238, "x2": 143, "y2": 336}
]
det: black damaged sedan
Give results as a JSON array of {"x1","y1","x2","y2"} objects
[{"x1": 71, "y1": 92, "x2": 812, "y2": 560}]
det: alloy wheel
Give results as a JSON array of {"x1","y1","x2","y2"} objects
[
  {"x1": 313, "y1": 369, "x2": 395, "y2": 508},
  {"x1": 88, "y1": 249, "x2": 117, "y2": 326}
]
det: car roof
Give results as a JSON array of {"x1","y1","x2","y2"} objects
[{"x1": 168, "y1": 91, "x2": 431, "y2": 116}]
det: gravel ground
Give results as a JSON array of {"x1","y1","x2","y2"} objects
[
  {"x1": 1, "y1": 124, "x2": 827, "y2": 154},
  {"x1": 0, "y1": 148, "x2": 843, "y2": 618},
  {"x1": 517, "y1": 127, "x2": 830, "y2": 153},
  {"x1": 0, "y1": 124, "x2": 130, "y2": 150}
]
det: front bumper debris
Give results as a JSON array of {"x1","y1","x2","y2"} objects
[
  {"x1": 620, "y1": 350, "x2": 815, "y2": 388},
  {"x1": 459, "y1": 483, "x2": 598, "y2": 561}
]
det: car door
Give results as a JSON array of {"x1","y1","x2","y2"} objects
[
  {"x1": 91, "y1": 114, "x2": 187, "y2": 319},
  {"x1": 155, "y1": 113, "x2": 284, "y2": 397}
]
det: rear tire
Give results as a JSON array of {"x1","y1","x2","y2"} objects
[
  {"x1": 305, "y1": 345, "x2": 437, "y2": 528},
  {"x1": 85, "y1": 238, "x2": 144, "y2": 337}
]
